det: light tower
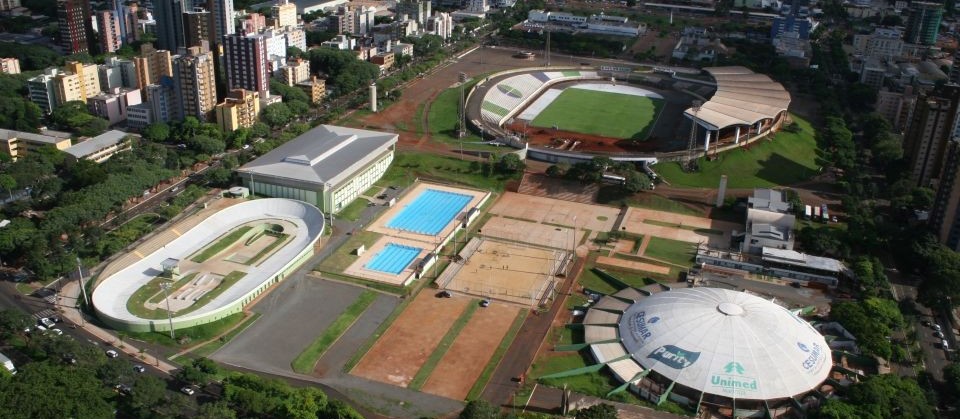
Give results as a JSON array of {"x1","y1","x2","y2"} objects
[
  {"x1": 458, "y1": 72, "x2": 467, "y2": 139},
  {"x1": 685, "y1": 100, "x2": 702, "y2": 172}
]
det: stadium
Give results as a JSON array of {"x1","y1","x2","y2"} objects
[
  {"x1": 547, "y1": 285, "x2": 832, "y2": 418},
  {"x1": 92, "y1": 198, "x2": 324, "y2": 332},
  {"x1": 465, "y1": 66, "x2": 791, "y2": 161}
]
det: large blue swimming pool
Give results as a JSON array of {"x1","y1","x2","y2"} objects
[
  {"x1": 365, "y1": 243, "x2": 422, "y2": 275},
  {"x1": 386, "y1": 189, "x2": 472, "y2": 236}
]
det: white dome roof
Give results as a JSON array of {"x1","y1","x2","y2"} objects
[{"x1": 616, "y1": 288, "x2": 830, "y2": 400}]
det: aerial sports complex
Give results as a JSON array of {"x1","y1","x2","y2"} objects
[
  {"x1": 464, "y1": 65, "x2": 791, "y2": 163},
  {"x1": 92, "y1": 198, "x2": 324, "y2": 332},
  {"x1": 542, "y1": 285, "x2": 833, "y2": 418}
]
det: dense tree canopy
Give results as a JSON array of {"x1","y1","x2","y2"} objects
[{"x1": 307, "y1": 48, "x2": 380, "y2": 97}]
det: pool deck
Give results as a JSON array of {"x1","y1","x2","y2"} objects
[
  {"x1": 347, "y1": 182, "x2": 490, "y2": 287},
  {"x1": 366, "y1": 183, "x2": 489, "y2": 245}
]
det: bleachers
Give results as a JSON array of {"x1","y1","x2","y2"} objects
[
  {"x1": 478, "y1": 70, "x2": 601, "y2": 125},
  {"x1": 583, "y1": 309, "x2": 620, "y2": 325},
  {"x1": 607, "y1": 358, "x2": 645, "y2": 383},
  {"x1": 584, "y1": 324, "x2": 618, "y2": 343},
  {"x1": 613, "y1": 287, "x2": 645, "y2": 302},
  {"x1": 590, "y1": 342, "x2": 628, "y2": 364},
  {"x1": 593, "y1": 296, "x2": 629, "y2": 312}
]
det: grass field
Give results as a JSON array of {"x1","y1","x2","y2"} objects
[
  {"x1": 191, "y1": 226, "x2": 252, "y2": 263},
  {"x1": 530, "y1": 89, "x2": 663, "y2": 140},
  {"x1": 655, "y1": 115, "x2": 819, "y2": 188},
  {"x1": 243, "y1": 233, "x2": 289, "y2": 266},
  {"x1": 315, "y1": 231, "x2": 382, "y2": 273},
  {"x1": 291, "y1": 290, "x2": 378, "y2": 374},
  {"x1": 643, "y1": 237, "x2": 695, "y2": 267}
]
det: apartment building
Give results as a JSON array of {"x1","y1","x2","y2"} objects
[{"x1": 215, "y1": 89, "x2": 261, "y2": 132}]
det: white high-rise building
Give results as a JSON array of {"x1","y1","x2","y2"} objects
[{"x1": 273, "y1": 0, "x2": 297, "y2": 28}]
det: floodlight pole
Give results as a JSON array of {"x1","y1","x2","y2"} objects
[
  {"x1": 75, "y1": 257, "x2": 89, "y2": 326},
  {"x1": 160, "y1": 282, "x2": 175, "y2": 340}
]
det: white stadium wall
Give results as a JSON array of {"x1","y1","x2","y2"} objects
[{"x1": 92, "y1": 198, "x2": 325, "y2": 333}]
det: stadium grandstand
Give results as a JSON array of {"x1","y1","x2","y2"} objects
[
  {"x1": 477, "y1": 70, "x2": 600, "y2": 126},
  {"x1": 683, "y1": 66, "x2": 791, "y2": 151}
]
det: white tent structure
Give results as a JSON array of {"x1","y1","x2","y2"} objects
[{"x1": 614, "y1": 288, "x2": 830, "y2": 400}]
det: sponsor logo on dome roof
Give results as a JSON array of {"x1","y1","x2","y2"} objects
[
  {"x1": 798, "y1": 341, "x2": 824, "y2": 371},
  {"x1": 710, "y1": 361, "x2": 760, "y2": 397},
  {"x1": 647, "y1": 345, "x2": 699, "y2": 369},
  {"x1": 629, "y1": 310, "x2": 658, "y2": 344}
]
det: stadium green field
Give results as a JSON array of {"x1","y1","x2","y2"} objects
[{"x1": 530, "y1": 88, "x2": 663, "y2": 140}]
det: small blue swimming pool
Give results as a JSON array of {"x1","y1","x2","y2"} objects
[
  {"x1": 386, "y1": 189, "x2": 472, "y2": 236},
  {"x1": 365, "y1": 243, "x2": 422, "y2": 275}
]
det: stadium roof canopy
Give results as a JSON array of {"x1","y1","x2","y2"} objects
[
  {"x1": 683, "y1": 66, "x2": 791, "y2": 130},
  {"x1": 617, "y1": 287, "x2": 829, "y2": 400}
]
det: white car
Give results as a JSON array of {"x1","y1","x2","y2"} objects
[
  {"x1": 180, "y1": 387, "x2": 196, "y2": 396},
  {"x1": 39, "y1": 317, "x2": 55, "y2": 328},
  {"x1": 133, "y1": 365, "x2": 146, "y2": 373},
  {"x1": 105, "y1": 349, "x2": 119, "y2": 358},
  {"x1": 50, "y1": 328, "x2": 63, "y2": 336},
  {"x1": 35, "y1": 325, "x2": 47, "y2": 332}
]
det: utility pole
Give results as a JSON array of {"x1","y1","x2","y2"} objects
[
  {"x1": 160, "y1": 282, "x2": 175, "y2": 340},
  {"x1": 685, "y1": 100, "x2": 703, "y2": 172},
  {"x1": 75, "y1": 257, "x2": 89, "y2": 326}
]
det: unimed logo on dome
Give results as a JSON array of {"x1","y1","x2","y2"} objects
[{"x1": 709, "y1": 361, "x2": 760, "y2": 397}]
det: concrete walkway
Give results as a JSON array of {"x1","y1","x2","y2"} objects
[{"x1": 57, "y1": 281, "x2": 180, "y2": 374}]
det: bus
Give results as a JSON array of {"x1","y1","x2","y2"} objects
[{"x1": 803, "y1": 205, "x2": 812, "y2": 220}]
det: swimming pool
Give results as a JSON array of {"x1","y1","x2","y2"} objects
[
  {"x1": 365, "y1": 243, "x2": 422, "y2": 275},
  {"x1": 386, "y1": 189, "x2": 473, "y2": 236}
]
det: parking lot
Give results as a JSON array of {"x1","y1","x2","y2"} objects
[{"x1": 212, "y1": 276, "x2": 398, "y2": 376}]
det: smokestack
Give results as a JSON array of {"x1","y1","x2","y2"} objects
[{"x1": 716, "y1": 175, "x2": 727, "y2": 207}]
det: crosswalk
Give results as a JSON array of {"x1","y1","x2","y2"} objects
[{"x1": 33, "y1": 309, "x2": 57, "y2": 321}]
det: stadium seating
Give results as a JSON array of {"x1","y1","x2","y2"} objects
[
  {"x1": 606, "y1": 358, "x2": 645, "y2": 383},
  {"x1": 584, "y1": 324, "x2": 618, "y2": 343},
  {"x1": 479, "y1": 71, "x2": 601, "y2": 125}
]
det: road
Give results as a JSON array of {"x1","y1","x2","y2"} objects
[{"x1": 888, "y1": 272, "x2": 950, "y2": 381}]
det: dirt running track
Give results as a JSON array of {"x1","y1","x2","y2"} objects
[
  {"x1": 352, "y1": 293, "x2": 470, "y2": 387},
  {"x1": 421, "y1": 304, "x2": 522, "y2": 400}
]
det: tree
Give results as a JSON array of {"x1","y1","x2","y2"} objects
[
  {"x1": 250, "y1": 122, "x2": 270, "y2": 138},
  {"x1": 0, "y1": 173, "x2": 15, "y2": 198},
  {"x1": 496, "y1": 153, "x2": 525, "y2": 174},
  {"x1": 128, "y1": 374, "x2": 168, "y2": 415},
  {"x1": 189, "y1": 134, "x2": 226, "y2": 155},
  {"x1": 142, "y1": 123, "x2": 171, "y2": 142},
  {"x1": 0, "y1": 309, "x2": 31, "y2": 340},
  {"x1": 845, "y1": 374, "x2": 935, "y2": 419},
  {"x1": 196, "y1": 401, "x2": 238, "y2": 419},
  {"x1": 814, "y1": 399, "x2": 862, "y2": 419},
  {"x1": 459, "y1": 399, "x2": 500, "y2": 419},
  {"x1": 287, "y1": 100, "x2": 310, "y2": 117},
  {"x1": 622, "y1": 169, "x2": 651, "y2": 193},
  {"x1": 0, "y1": 362, "x2": 115, "y2": 419},
  {"x1": 545, "y1": 164, "x2": 564, "y2": 177},
  {"x1": 575, "y1": 403, "x2": 618, "y2": 419},
  {"x1": 261, "y1": 103, "x2": 293, "y2": 127},
  {"x1": 944, "y1": 363, "x2": 960, "y2": 396}
]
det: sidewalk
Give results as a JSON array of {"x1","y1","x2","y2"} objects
[{"x1": 58, "y1": 281, "x2": 180, "y2": 374}]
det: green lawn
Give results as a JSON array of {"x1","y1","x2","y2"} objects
[
  {"x1": 315, "y1": 231, "x2": 382, "y2": 273},
  {"x1": 125, "y1": 312, "x2": 248, "y2": 348},
  {"x1": 409, "y1": 301, "x2": 479, "y2": 390},
  {"x1": 191, "y1": 226, "x2": 253, "y2": 263},
  {"x1": 655, "y1": 115, "x2": 820, "y2": 188},
  {"x1": 643, "y1": 219, "x2": 723, "y2": 235},
  {"x1": 577, "y1": 263, "x2": 621, "y2": 294},
  {"x1": 643, "y1": 237, "x2": 695, "y2": 267},
  {"x1": 187, "y1": 312, "x2": 262, "y2": 358},
  {"x1": 376, "y1": 151, "x2": 517, "y2": 191},
  {"x1": 291, "y1": 290, "x2": 378, "y2": 374},
  {"x1": 337, "y1": 197, "x2": 371, "y2": 222},
  {"x1": 596, "y1": 188, "x2": 703, "y2": 217},
  {"x1": 147, "y1": 273, "x2": 199, "y2": 304},
  {"x1": 531, "y1": 89, "x2": 663, "y2": 140},
  {"x1": 127, "y1": 271, "x2": 247, "y2": 320}
]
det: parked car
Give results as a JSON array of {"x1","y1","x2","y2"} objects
[
  {"x1": 133, "y1": 365, "x2": 146, "y2": 373},
  {"x1": 943, "y1": 339, "x2": 950, "y2": 350},
  {"x1": 389, "y1": 185, "x2": 398, "y2": 190},
  {"x1": 39, "y1": 317, "x2": 55, "y2": 328},
  {"x1": 181, "y1": 386, "x2": 196, "y2": 396},
  {"x1": 436, "y1": 290, "x2": 452, "y2": 298},
  {"x1": 49, "y1": 328, "x2": 62, "y2": 336},
  {"x1": 936, "y1": 331, "x2": 945, "y2": 339},
  {"x1": 480, "y1": 299, "x2": 491, "y2": 308},
  {"x1": 571, "y1": 309, "x2": 585, "y2": 317},
  {"x1": 936, "y1": 324, "x2": 943, "y2": 332},
  {"x1": 105, "y1": 349, "x2": 119, "y2": 358}
]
